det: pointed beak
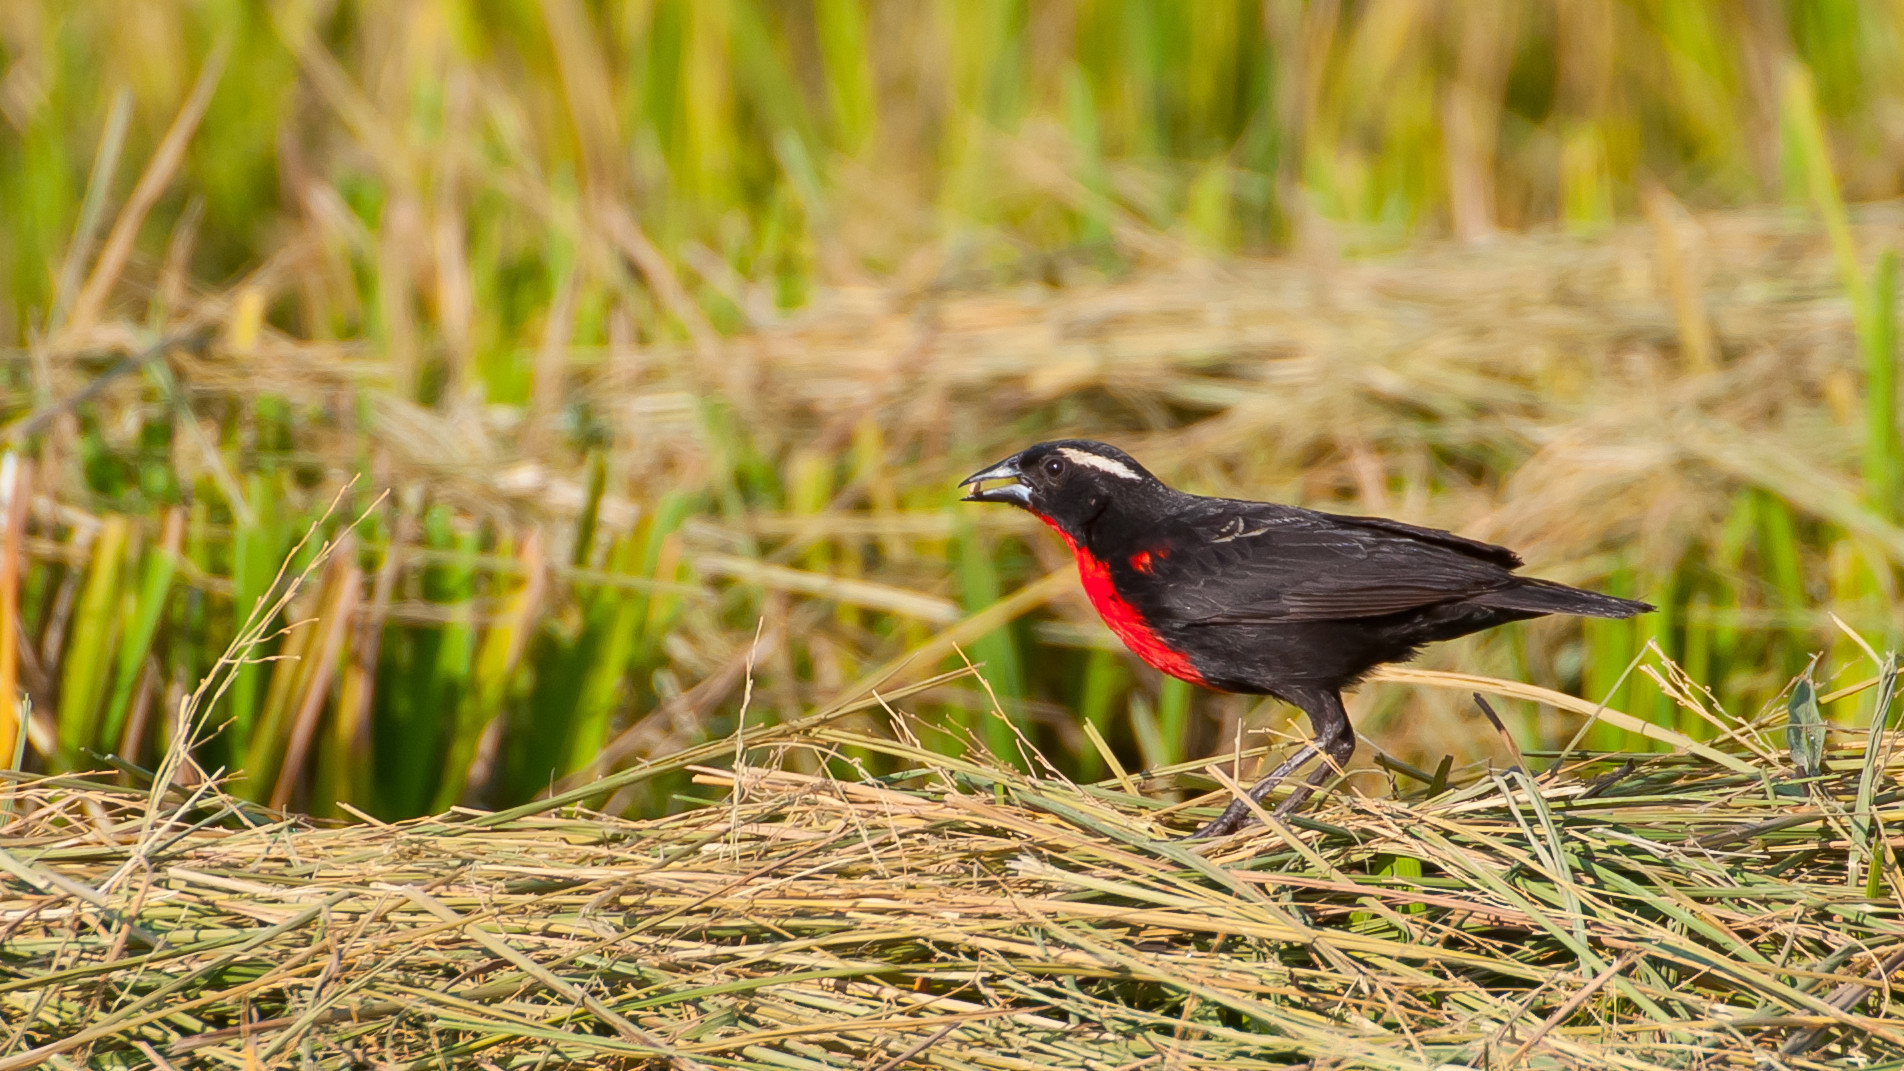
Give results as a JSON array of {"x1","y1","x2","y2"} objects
[{"x1": 959, "y1": 455, "x2": 1031, "y2": 505}]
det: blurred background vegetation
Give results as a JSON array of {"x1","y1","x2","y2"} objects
[{"x1": 0, "y1": 0, "x2": 1899, "y2": 820}]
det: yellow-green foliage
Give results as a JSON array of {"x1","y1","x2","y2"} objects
[{"x1": 0, "y1": 3, "x2": 1900, "y2": 819}]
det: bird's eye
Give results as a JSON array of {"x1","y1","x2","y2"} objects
[{"x1": 1042, "y1": 457, "x2": 1067, "y2": 478}]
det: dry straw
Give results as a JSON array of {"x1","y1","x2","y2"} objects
[{"x1": 1, "y1": 651, "x2": 1901, "y2": 1069}]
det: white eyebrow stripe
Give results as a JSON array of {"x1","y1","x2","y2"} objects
[{"x1": 1058, "y1": 447, "x2": 1141, "y2": 480}]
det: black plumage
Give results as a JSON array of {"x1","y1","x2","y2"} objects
[{"x1": 961, "y1": 439, "x2": 1652, "y2": 836}]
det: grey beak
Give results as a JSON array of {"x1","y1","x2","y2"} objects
[{"x1": 959, "y1": 456, "x2": 1031, "y2": 505}]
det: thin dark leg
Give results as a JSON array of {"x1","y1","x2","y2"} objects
[
  {"x1": 1185, "y1": 689, "x2": 1352, "y2": 839},
  {"x1": 1181, "y1": 743, "x2": 1319, "y2": 840},
  {"x1": 1270, "y1": 713, "x2": 1356, "y2": 817}
]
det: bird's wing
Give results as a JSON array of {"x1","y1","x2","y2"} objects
[{"x1": 1142, "y1": 501, "x2": 1521, "y2": 624}]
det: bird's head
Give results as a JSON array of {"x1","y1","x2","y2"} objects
[{"x1": 959, "y1": 439, "x2": 1161, "y2": 541}]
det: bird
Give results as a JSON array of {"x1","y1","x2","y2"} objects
[{"x1": 959, "y1": 439, "x2": 1653, "y2": 837}]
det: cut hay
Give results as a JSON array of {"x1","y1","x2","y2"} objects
[{"x1": 4, "y1": 662, "x2": 1903, "y2": 1070}]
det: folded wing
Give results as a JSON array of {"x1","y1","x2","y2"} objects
[{"x1": 1147, "y1": 501, "x2": 1523, "y2": 625}]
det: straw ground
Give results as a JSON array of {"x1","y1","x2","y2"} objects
[{"x1": 1, "y1": 650, "x2": 1901, "y2": 1068}]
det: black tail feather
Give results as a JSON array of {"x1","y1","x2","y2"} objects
[{"x1": 1475, "y1": 578, "x2": 1653, "y2": 619}]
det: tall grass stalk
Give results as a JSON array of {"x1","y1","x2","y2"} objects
[{"x1": 1784, "y1": 62, "x2": 1902, "y2": 517}]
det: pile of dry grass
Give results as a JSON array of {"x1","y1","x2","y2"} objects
[{"x1": 2, "y1": 658, "x2": 1900, "y2": 1070}]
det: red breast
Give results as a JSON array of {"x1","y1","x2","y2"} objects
[{"x1": 1033, "y1": 516, "x2": 1206, "y2": 686}]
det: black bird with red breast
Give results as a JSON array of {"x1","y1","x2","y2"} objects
[{"x1": 961, "y1": 439, "x2": 1652, "y2": 837}]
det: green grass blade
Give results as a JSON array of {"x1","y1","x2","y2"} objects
[
  {"x1": 562, "y1": 535, "x2": 647, "y2": 779},
  {"x1": 956, "y1": 520, "x2": 1025, "y2": 763},
  {"x1": 1075, "y1": 647, "x2": 1128, "y2": 780},
  {"x1": 1864, "y1": 249, "x2": 1900, "y2": 520},
  {"x1": 1156, "y1": 676, "x2": 1193, "y2": 767},
  {"x1": 228, "y1": 471, "x2": 282, "y2": 745},
  {"x1": 1857, "y1": 654, "x2": 1899, "y2": 894},
  {"x1": 815, "y1": 0, "x2": 875, "y2": 154},
  {"x1": 377, "y1": 507, "x2": 478, "y2": 816},
  {"x1": 57, "y1": 516, "x2": 130, "y2": 767},
  {"x1": 98, "y1": 508, "x2": 182, "y2": 754},
  {"x1": 1787, "y1": 677, "x2": 1825, "y2": 779},
  {"x1": 1781, "y1": 62, "x2": 1862, "y2": 297},
  {"x1": 436, "y1": 530, "x2": 547, "y2": 811}
]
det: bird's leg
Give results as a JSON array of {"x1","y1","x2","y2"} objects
[
  {"x1": 1184, "y1": 743, "x2": 1320, "y2": 839},
  {"x1": 1184, "y1": 689, "x2": 1352, "y2": 839},
  {"x1": 1271, "y1": 710, "x2": 1356, "y2": 817}
]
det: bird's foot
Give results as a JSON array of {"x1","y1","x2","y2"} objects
[
  {"x1": 1176, "y1": 763, "x2": 1335, "y2": 840},
  {"x1": 1175, "y1": 814, "x2": 1238, "y2": 841},
  {"x1": 1177, "y1": 785, "x2": 1295, "y2": 840}
]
